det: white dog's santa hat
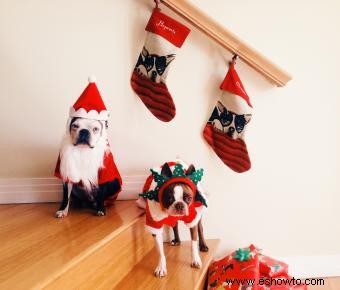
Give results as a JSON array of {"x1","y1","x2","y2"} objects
[
  {"x1": 69, "y1": 76, "x2": 109, "y2": 121},
  {"x1": 55, "y1": 77, "x2": 122, "y2": 195}
]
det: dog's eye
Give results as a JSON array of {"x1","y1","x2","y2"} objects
[
  {"x1": 71, "y1": 124, "x2": 79, "y2": 129},
  {"x1": 93, "y1": 127, "x2": 99, "y2": 133},
  {"x1": 183, "y1": 193, "x2": 192, "y2": 203}
]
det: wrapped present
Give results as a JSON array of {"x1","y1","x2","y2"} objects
[
  {"x1": 258, "y1": 274, "x2": 307, "y2": 290},
  {"x1": 208, "y1": 245, "x2": 260, "y2": 290},
  {"x1": 259, "y1": 255, "x2": 288, "y2": 278}
]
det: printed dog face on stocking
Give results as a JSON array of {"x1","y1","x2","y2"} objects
[
  {"x1": 135, "y1": 47, "x2": 175, "y2": 83},
  {"x1": 209, "y1": 101, "x2": 251, "y2": 139},
  {"x1": 69, "y1": 117, "x2": 105, "y2": 148}
]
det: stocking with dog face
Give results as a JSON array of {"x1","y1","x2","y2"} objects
[
  {"x1": 131, "y1": 8, "x2": 190, "y2": 122},
  {"x1": 203, "y1": 62, "x2": 253, "y2": 173}
]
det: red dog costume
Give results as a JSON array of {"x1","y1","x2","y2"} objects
[{"x1": 54, "y1": 77, "x2": 122, "y2": 202}]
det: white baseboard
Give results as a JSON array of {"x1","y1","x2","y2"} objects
[
  {"x1": 278, "y1": 255, "x2": 340, "y2": 278},
  {"x1": 0, "y1": 176, "x2": 147, "y2": 204}
]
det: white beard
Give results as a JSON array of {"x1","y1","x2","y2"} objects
[{"x1": 59, "y1": 133, "x2": 107, "y2": 192}]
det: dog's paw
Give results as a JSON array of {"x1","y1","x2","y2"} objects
[
  {"x1": 96, "y1": 210, "x2": 106, "y2": 216},
  {"x1": 55, "y1": 210, "x2": 68, "y2": 218},
  {"x1": 154, "y1": 261, "x2": 167, "y2": 278},
  {"x1": 170, "y1": 239, "x2": 181, "y2": 246},
  {"x1": 191, "y1": 256, "x2": 202, "y2": 269},
  {"x1": 199, "y1": 243, "x2": 209, "y2": 252}
]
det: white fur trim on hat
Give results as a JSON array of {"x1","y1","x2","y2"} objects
[{"x1": 69, "y1": 107, "x2": 109, "y2": 121}]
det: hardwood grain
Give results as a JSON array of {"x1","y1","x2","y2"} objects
[
  {"x1": 0, "y1": 201, "x2": 145, "y2": 290},
  {"x1": 113, "y1": 239, "x2": 220, "y2": 290},
  {"x1": 45, "y1": 218, "x2": 154, "y2": 290}
]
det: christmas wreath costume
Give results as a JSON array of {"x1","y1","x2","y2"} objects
[{"x1": 140, "y1": 161, "x2": 208, "y2": 235}]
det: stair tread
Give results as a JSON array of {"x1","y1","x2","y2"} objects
[
  {"x1": 0, "y1": 200, "x2": 144, "y2": 289},
  {"x1": 114, "y1": 239, "x2": 220, "y2": 290}
]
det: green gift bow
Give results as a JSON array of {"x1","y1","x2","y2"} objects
[{"x1": 234, "y1": 248, "x2": 252, "y2": 261}]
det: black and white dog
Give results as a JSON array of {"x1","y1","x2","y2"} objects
[
  {"x1": 55, "y1": 117, "x2": 121, "y2": 218},
  {"x1": 138, "y1": 162, "x2": 208, "y2": 277}
]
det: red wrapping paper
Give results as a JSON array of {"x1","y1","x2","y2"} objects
[
  {"x1": 259, "y1": 255, "x2": 289, "y2": 278},
  {"x1": 208, "y1": 245, "x2": 259, "y2": 290}
]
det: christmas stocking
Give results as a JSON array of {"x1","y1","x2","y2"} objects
[
  {"x1": 131, "y1": 8, "x2": 190, "y2": 122},
  {"x1": 203, "y1": 61, "x2": 253, "y2": 173}
]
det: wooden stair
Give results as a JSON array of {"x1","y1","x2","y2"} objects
[{"x1": 0, "y1": 201, "x2": 219, "y2": 290}]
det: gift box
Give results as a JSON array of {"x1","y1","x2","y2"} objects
[
  {"x1": 208, "y1": 245, "x2": 260, "y2": 290},
  {"x1": 259, "y1": 255, "x2": 288, "y2": 278},
  {"x1": 258, "y1": 274, "x2": 307, "y2": 290}
]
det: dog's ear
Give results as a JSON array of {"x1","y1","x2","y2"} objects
[
  {"x1": 186, "y1": 164, "x2": 196, "y2": 176},
  {"x1": 141, "y1": 46, "x2": 149, "y2": 57},
  {"x1": 217, "y1": 101, "x2": 225, "y2": 114},
  {"x1": 244, "y1": 114, "x2": 252, "y2": 125},
  {"x1": 165, "y1": 54, "x2": 176, "y2": 66},
  {"x1": 195, "y1": 190, "x2": 207, "y2": 207},
  {"x1": 161, "y1": 162, "x2": 173, "y2": 178}
]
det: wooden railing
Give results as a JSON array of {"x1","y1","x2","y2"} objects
[{"x1": 161, "y1": 0, "x2": 292, "y2": 86}]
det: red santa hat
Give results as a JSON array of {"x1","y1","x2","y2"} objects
[
  {"x1": 220, "y1": 61, "x2": 252, "y2": 108},
  {"x1": 69, "y1": 76, "x2": 109, "y2": 121}
]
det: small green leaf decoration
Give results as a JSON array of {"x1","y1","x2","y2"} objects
[
  {"x1": 234, "y1": 248, "x2": 251, "y2": 261},
  {"x1": 189, "y1": 168, "x2": 204, "y2": 184},
  {"x1": 173, "y1": 164, "x2": 185, "y2": 177},
  {"x1": 139, "y1": 190, "x2": 158, "y2": 201},
  {"x1": 150, "y1": 169, "x2": 167, "y2": 187}
]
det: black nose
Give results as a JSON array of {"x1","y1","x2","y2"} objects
[
  {"x1": 227, "y1": 127, "x2": 235, "y2": 138},
  {"x1": 151, "y1": 71, "x2": 157, "y2": 82},
  {"x1": 77, "y1": 129, "x2": 90, "y2": 144},
  {"x1": 174, "y1": 202, "x2": 185, "y2": 211}
]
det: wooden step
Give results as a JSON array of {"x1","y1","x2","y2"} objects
[
  {"x1": 113, "y1": 239, "x2": 220, "y2": 290},
  {"x1": 0, "y1": 201, "x2": 151, "y2": 290}
]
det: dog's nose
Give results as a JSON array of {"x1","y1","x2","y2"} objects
[
  {"x1": 151, "y1": 71, "x2": 157, "y2": 82},
  {"x1": 77, "y1": 129, "x2": 90, "y2": 145},
  {"x1": 227, "y1": 127, "x2": 235, "y2": 138},
  {"x1": 174, "y1": 202, "x2": 185, "y2": 211},
  {"x1": 79, "y1": 129, "x2": 90, "y2": 139}
]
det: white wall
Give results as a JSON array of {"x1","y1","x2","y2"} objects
[{"x1": 1, "y1": 0, "x2": 339, "y2": 261}]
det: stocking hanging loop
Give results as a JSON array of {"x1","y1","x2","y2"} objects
[
  {"x1": 154, "y1": 0, "x2": 160, "y2": 9},
  {"x1": 231, "y1": 54, "x2": 239, "y2": 65}
]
